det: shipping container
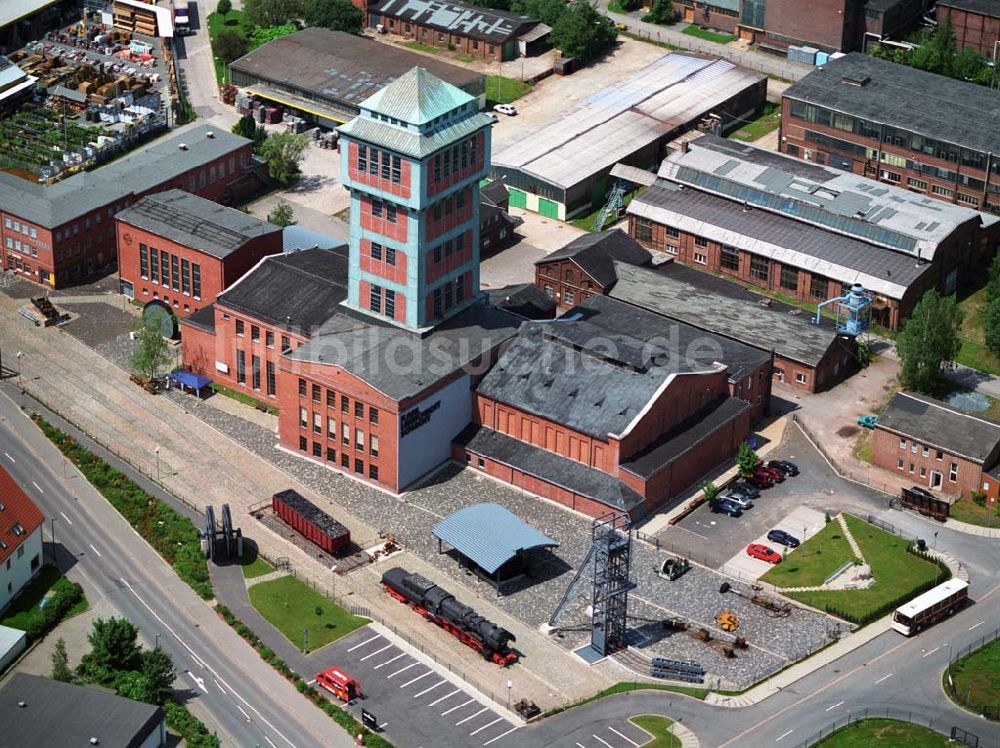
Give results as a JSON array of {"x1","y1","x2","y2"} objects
[
  {"x1": 798, "y1": 46, "x2": 819, "y2": 64},
  {"x1": 272, "y1": 489, "x2": 351, "y2": 554}
]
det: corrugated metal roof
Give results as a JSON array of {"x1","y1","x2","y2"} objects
[
  {"x1": 338, "y1": 109, "x2": 492, "y2": 157},
  {"x1": 372, "y1": 0, "x2": 539, "y2": 43},
  {"x1": 0, "y1": 0, "x2": 60, "y2": 29},
  {"x1": 360, "y1": 66, "x2": 475, "y2": 125},
  {"x1": 432, "y1": 503, "x2": 558, "y2": 574}
]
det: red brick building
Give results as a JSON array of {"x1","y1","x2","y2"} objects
[
  {"x1": 872, "y1": 391, "x2": 1000, "y2": 504},
  {"x1": 675, "y1": 0, "x2": 740, "y2": 35},
  {"x1": 0, "y1": 126, "x2": 260, "y2": 289},
  {"x1": 456, "y1": 295, "x2": 769, "y2": 520},
  {"x1": 938, "y1": 0, "x2": 1000, "y2": 57},
  {"x1": 116, "y1": 190, "x2": 282, "y2": 318}
]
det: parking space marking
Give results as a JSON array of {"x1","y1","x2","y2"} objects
[
  {"x1": 592, "y1": 735, "x2": 614, "y2": 748},
  {"x1": 387, "y1": 663, "x2": 419, "y2": 679},
  {"x1": 400, "y1": 671, "x2": 434, "y2": 688},
  {"x1": 429, "y1": 688, "x2": 462, "y2": 706},
  {"x1": 875, "y1": 673, "x2": 893, "y2": 684},
  {"x1": 360, "y1": 643, "x2": 394, "y2": 661},
  {"x1": 483, "y1": 726, "x2": 521, "y2": 746},
  {"x1": 970, "y1": 620, "x2": 986, "y2": 630},
  {"x1": 374, "y1": 653, "x2": 406, "y2": 670},
  {"x1": 456, "y1": 707, "x2": 489, "y2": 725},
  {"x1": 347, "y1": 633, "x2": 382, "y2": 652},
  {"x1": 775, "y1": 729, "x2": 794, "y2": 742},
  {"x1": 825, "y1": 701, "x2": 844, "y2": 712},
  {"x1": 922, "y1": 647, "x2": 940, "y2": 658},
  {"x1": 609, "y1": 726, "x2": 640, "y2": 746},
  {"x1": 413, "y1": 679, "x2": 447, "y2": 698},
  {"x1": 470, "y1": 716, "x2": 504, "y2": 736},
  {"x1": 442, "y1": 698, "x2": 475, "y2": 716},
  {"x1": 676, "y1": 524, "x2": 708, "y2": 540}
]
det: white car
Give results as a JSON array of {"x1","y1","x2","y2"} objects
[
  {"x1": 486, "y1": 112, "x2": 499, "y2": 124},
  {"x1": 493, "y1": 104, "x2": 517, "y2": 116}
]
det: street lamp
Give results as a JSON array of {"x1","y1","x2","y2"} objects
[
  {"x1": 155, "y1": 446, "x2": 160, "y2": 481},
  {"x1": 303, "y1": 627, "x2": 309, "y2": 654},
  {"x1": 49, "y1": 516, "x2": 57, "y2": 564},
  {"x1": 15, "y1": 351, "x2": 24, "y2": 388},
  {"x1": 330, "y1": 564, "x2": 338, "y2": 603},
  {"x1": 933, "y1": 531, "x2": 939, "y2": 550},
  {"x1": 155, "y1": 632, "x2": 162, "y2": 650},
  {"x1": 506, "y1": 679, "x2": 512, "y2": 711}
]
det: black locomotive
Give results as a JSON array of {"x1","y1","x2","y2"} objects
[{"x1": 381, "y1": 567, "x2": 518, "y2": 666}]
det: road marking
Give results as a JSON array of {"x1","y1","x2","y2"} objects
[
  {"x1": 89, "y1": 544, "x2": 102, "y2": 557},
  {"x1": 306, "y1": 679, "x2": 316, "y2": 686},
  {"x1": 825, "y1": 701, "x2": 844, "y2": 712},
  {"x1": 4, "y1": 452, "x2": 14, "y2": 462},
  {"x1": 264, "y1": 737, "x2": 277, "y2": 748},
  {"x1": 236, "y1": 704, "x2": 250, "y2": 721},
  {"x1": 387, "y1": 663, "x2": 419, "y2": 679},
  {"x1": 413, "y1": 679, "x2": 447, "y2": 698},
  {"x1": 400, "y1": 671, "x2": 433, "y2": 688},
  {"x1": 456, "y1": 707, "x2": 488, "y2": 726},
  {"x1": 875, "y1": 673, "x2": 893, "y2": 684},
  {"x1": 59, "y1": 511, "x2": 73, "y2": 525},
  {"x1": 374, "y1": 653, "x2": 406, "y2": 670},
  {"x1": 187, "y1": 672, "x2": 208, "y2": 693},
  {"x1": 970, "y1": 620, "x2": 986, "y2": 630},
  {"x1": 609, "y1": 726, "x2": 641, "y2": 746},
  {"x1": 442, "y1": 698, "x2": 475, "y2": 716},
  {"x1": 483, "y1": 726, "x2": 521, "y2": 746},
  {"x1": 429, "y1": 688, "x2": 461, "y2": 706},
  {"x1": 360, "y1": 643, "x2": 393, "y2": 661},
  {"x1": 592, "y1": 735, "x2": 614, "y2": 748},
  {"x1": 775, "y1": 729, "x2": 794, "y2": 742},
  {"x1": 470, "y1": 717, "x2": 504, "y2": 736},
  {"x1": 922, "y1": 647, "x2": 940, "y2": 658},
  {"x1": 348, "y1": 633, "x2": 382, "y2": 652},
  {"x1": 31, "y1": 481, "x2": 43, "y2": 493},
  {"x1": 214, "y1": 679, "x2": 225, "y2": 692},
  {"x1": 676, "y1": 525, "x2": 708, "y2": 540}
]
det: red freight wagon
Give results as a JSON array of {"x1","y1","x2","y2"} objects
[{"x1": 272, "y1": 489, "x2": 351, "y2": 555}]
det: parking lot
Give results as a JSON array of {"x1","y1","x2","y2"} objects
[
  {"x1": 722, "y1": 507, "x2": 827, "y2": 581},
  {"x1": 320, "y1": 628, "x2": 521, "y2": 748}
]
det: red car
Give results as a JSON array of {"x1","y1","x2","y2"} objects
[
  {"x1": 747, "y1": 543, "x2": 782, "y2": 564},
  {"x1": 748, "y1": 468, "x2": 774, "y2": 488},
  {"x1": 759, "y1": 466, "x2": 785, "y2": 483}
]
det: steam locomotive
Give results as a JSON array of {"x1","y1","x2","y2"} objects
[{"x1": 381, "y1": 567, "x2": 518, "y2": 666}]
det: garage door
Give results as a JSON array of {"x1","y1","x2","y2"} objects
[
  {"x1": 538, "y1": 198, "x2": 559, "y2": 218},
  {"x1": 508, "y1": 188, "x2": 527, "y2": 209}
]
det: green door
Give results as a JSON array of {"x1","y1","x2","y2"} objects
[
  {"x1": 508, "y1": 188, "x2": 527, "y2": 209},
  {"x1": 538, "y1": 198, "x2": 559, "y2": 219}
]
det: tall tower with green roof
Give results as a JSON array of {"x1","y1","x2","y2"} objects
[{"x1": 338, "y1": 67, "x2": 493, "y2": 331}]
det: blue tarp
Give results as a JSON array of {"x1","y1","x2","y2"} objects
[
  {"x1": 432, "y1": 503, "x2": 559, "y2": 575},
  {"x1": 168, "y1": 370, "x2": 212, "y2": 390}
]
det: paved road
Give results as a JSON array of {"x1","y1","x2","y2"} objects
[{"x1": 0, "y1": 387, "x2": 355, "y2": 748}]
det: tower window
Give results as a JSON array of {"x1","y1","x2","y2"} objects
[{"x1": 370, "y1": 284, "x2": 382, "y2": 312}]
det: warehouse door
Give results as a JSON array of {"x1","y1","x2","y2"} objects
[
  {"x1": 538, "y1": 198, "x2": 559, "y2": 218},
  {"x1": 508, "y1": 188, "x2": 527, "y2": 209}
]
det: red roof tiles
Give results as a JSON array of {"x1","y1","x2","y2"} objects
[{"x1": 0, "y1": 467, "x2": 44, "y2": 565}]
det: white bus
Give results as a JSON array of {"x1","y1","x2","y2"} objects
[
  {"x1": 892, "y1": 579, "x2": 969, "y2": 635},
  {"x1": 172, "y1": 0, "x2": 191, "y2": 35}
]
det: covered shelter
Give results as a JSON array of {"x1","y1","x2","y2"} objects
[
  {"x1": 432, "y1": 503, "x2": 558, "y2": 591},
  {"x1": 167, "y1": 370, "x2": 212, "y2": 396}
]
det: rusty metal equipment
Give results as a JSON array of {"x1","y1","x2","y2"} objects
[
  {"x1": 656, "y1": 555, "x2": 690, "y2": 581},
  {"x1": 716, "y1": 609, "x2": 739, "y2": 632},
  {"x1": 719, "y1": 581, "x2": 792, "y2": 618}
]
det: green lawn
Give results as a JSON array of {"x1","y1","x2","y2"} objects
[
  {"x1": 729, "y1": 102, "x2": 781, "y2": 143},
  {"x1": 682, "y1": 25, "x2": 736, "y2": 44},
  {"x1": 207, "y1": 10, "x2": 251, "y2": 85},
  {"x1": 485, "y1": 75, "x2": 533, "y2": 107},
  {"x1": 240, "y1": 549, "x2": 274, "y2": 579},
  {"x1": 608, "y1": 0, "x2": 629, "y2": 12},
  {"x1": 955, "y1": 286, "x2": 1000, "y2": 375},
  {"x1": 571, "y1": 188, "x2": 643, "y2": 232},
  {"x1": 949, "y1": 497, "x2": 1000, "y2": 528},
  {"x1": 1, "y1": 567, "x2": 87, "y2": 630},
  {"x1": 629, "y1": 715, "x2": 681, "y2": 747},
  {"x1": 813, "y1": 719, "x2": 951, "y2": 747},
  {"x1": 209, "y1": 383, "x2": 278, "y2": 415},
  {"x1": 948, "y1": 637, "x2": 1000, "y2": 716},
  {"x1": 454, "y1": 53, "x2": 476, "y2": 62},
  {"x1": 760, "y1": 519, "x2": 856, "y2": 589},
  {"x1": 403, "y1": 40, "x2": 442, "y2": 55},
  {"x1": 785, "y1": 515, "x2": 944, "y2": 623},
  {"x1": 248, "y1": 575, "x2": 368, "y2": 652}
]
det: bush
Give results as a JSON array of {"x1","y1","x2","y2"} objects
[
  {"x1": 217, "y1": 0, "x2": 232, "y2": 14},
  {"x1": 22, "y1": 577, "x2": 84, "y2": 641},
  {"x1": 972, "y1": 490, "x2": 987, "y2": 507},
  {"x1": 164, "y1": 699, "x2": 220, "y2": 748}
]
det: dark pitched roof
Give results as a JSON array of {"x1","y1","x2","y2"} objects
[
  {"x1": 938, "y1": 0, "x2": 1000, "y2": 17},
  {"x1": 182, "y1": 303, "x2": 216, "y2": 333},
  {"x1": 480, "y1": 179, "x2": 509, "y2": 207},
  {"x1": 487, "y1": 283, "x2": 557, "y2": 319},
  {"x1": 877, "y1": 391, "x2": 1000, "y2": 464},
  {"x1": 0, "y1": 467, "x2": 44, "y2": 565},
  {"x1": 455, "y1": 425, "x2": 645, "y2": 512},
  {"x1": 288, "y1": 302, "x2": 522, "y2": 400},
  {"x1": 621, "y1": 396, "x2": 750, "y2": 479},
  {"x1": 475, "y1": 295, "x2": 769, "y2": 439},
  {"x1": 117, "y1": 189, "x2": 280, "y2": 259},
  {"x1": 538, "y1": 229, "x2": 652, "y2": 287},
  {"x1": 371, "y1": 0, "x2": 539, "y2": 43},
  {"x1": 215, "y1": 247, "x2": 349, "y2": 334},
  {"x1": 0, "y1": 673, "x2": 164, "y2": 748},
  {"x1": 610, "y1": 261, "x2": 846, "y2": 367},
  {"x1": 783, "y1": 52, "x2": 1000, "y2": 158}
]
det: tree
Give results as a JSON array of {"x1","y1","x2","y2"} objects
[
  {"x1": 214, "y1": 29, "x2": 248, "y2": 63},
  {"x1": 702, "y1": 481, "x2": 719, "y2": 503},
  {"x1": 231, "y1": 115, "x2": 267, "y2": 153},
  {"x1": 550, "y1": 0, "x2": 617, "y2": 62},
  {"x1": 130, "y1": 316, "x2": 172, "y2": 383},
  {"x1": 303, "y1": 0, "x2": 363, "y2": 34},
  {"x1": 244, "y1": 0, "x2": 303, "y2": 28},
  {"x1": 737, "y1": 441, "x2": 759, "y2": 478},
  {"x1": 216, "y1": 0, "x2": 232, "y2": 15},
  {"x1": 139, "y1": 648, "x2": 177, "y2": 706},
  {"x1": 984, "y1": 293, "x2": 1000, "y2": 357},
  {"x1": 51, "y1": 638, "x2": 73, "y2": 683},
  {"x1": 250, "y1": 23, "x2": 300, "y2": 47},
  {"x1": 268, "y1": 199, "x2": 296, "y2": 227},
  {"x1": 643, "y1": 0, "x2": 674, "y2": 25},
  {"x1": 895, "y1": 289, "x2": 964, "y2": 393},
  {"x1": 511, "y1": 0, "x2": 567, "y2": 27},
  {"x1": 259, "y1": 131, "x2": 310, "y2": 184},
  {"x1": 78, "y1": 617, "x2": 143, "y2": 686}
]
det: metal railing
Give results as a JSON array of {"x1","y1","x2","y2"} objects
[
  {"x1": 945, "y1": 626, "x2": 1000, "y2": 723},
  {"x1": 796, "y1": 707, "x2": 978, "y2": 748}
]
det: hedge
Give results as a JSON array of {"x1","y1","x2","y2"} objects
[
  {"x1": 23, "y1": 577, "x2": 85, "y2": 641},
  {"x1": 31, "y1": 415, "x2": 213, "y2": 599},
  {"x1": 164, "y1": 699, "x2": 221, "y2": 748},
  {"x1": 215, "y1": 604, "x2": 394, "y2": 748}
]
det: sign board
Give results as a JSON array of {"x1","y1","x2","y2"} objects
[{"x1": 361, "y1": 709, "x2": 378, "y2": 730}]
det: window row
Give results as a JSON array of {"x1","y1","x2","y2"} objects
[
  {"x1": 139, "y1": 244, "x2": 202, "y2": 299},
  {"x1": 898, "y1": 438, "x2": 945, "y2": 461},
  {"x1": 3, "y1": 218, "x2": 38, "y2": 238},
  {"x1": 356, "y1": 146, "x2": 403, "y2": 184},
  {"x1": 298, "y1": 411, "x2": 381, "y2": 456},
  {"x1": 370, "y1": 242, "x2": 398, "y2": 266},
  {"x1": 235, "y1": 319, "x2": 290, "y2": 351},
  {"x1": 432, "y1": 188, "x2": 467, "y2": 221},
  {"x1": 5, "y1": 237, "x2": 37, "y2": 257},
  {"x1": 370, "y1": 284, "x2": 398, "y2": 319},
  {"x1": 896, "y1": 458, "x2": 959, "y2": 482},
  {"x1": 371, "y1": 198, "x2": 400, "y2": 224},
  {"x1": 432, "y1": 137, "x2": 478, "y2": 182},
  {"x1": 431, "y1": 232, "x2": 466, "y2": 265},
  {"x1": 432, "y1": 275, "x2": 466, "y2": 318},
  {"x1": 298, "y1": 437, "x2": 379, "y2": 480},
  {"x1": 235, "y1": 351, "x2": 277, "y2": 396},
  {"x1": 297, "y1": 379, "x2": 380, "y2": 424}
]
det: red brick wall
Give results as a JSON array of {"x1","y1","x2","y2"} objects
[
  {"x1": 533, "y1": 260, "x2": 604, "y2": 310},
  {"x1": 345, "y1": 142, "x2": 413, "y2": 200},
  {"x1": 426, "y1": 187, "x2": 474, "y2": 242},
  {"x1": 428, "y1": 133, "x2": 486, "y2": 198},
  {"x1": 360, "y1": 239, "x2": 408, "y2": 285},
  {"x1": 380, "y1": 16, "x2": 507, "y2": 61},
  {"x1": 359, "y1": 196, "x2": 409, "y2": 243},
  {"x1": 692, "y1": 5, "x2": 739, "y2": 34},
  {"x1": 872, "y1": 427, "x2": 986, "y2": 499},
  {"x1": 942, "y1": 6, "x2": 1000, "y2": 56},
  {"x1": 762, "y1": 0, "x2": 853, "y2": 50},
  {"x1": 426, "y1": 230, "x2": 473, "y2": 283}
]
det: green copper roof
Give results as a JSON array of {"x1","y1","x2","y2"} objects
[
  {"x1": 339, "y1": 111, "x2": 492, "y2": 158},
  {"x1": 359, "y1": 66, "x2": 474, "y2": 125}
]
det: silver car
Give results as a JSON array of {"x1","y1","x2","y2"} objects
[{"x1": 720, "y1": 490, "x2": 753, "y2": 509}]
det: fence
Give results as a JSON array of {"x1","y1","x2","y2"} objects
[
  {"x1": 945, "y1": 626, "x2": 1000, "y2": 722},
  {"x1": 794, "y1": 707, "x2": 979, "y2": 748}
]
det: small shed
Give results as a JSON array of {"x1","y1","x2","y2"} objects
[{"x1": 432, "y1": 503, "x2": 558, "y2": 592}]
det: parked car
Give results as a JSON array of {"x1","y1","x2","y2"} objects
[
  {"x1": 858, "y1": 415, "x2": 878, "y2": 429},
  {"x1": 711, "y1": 498, "x2": 743, "y2": 517},
  {"x1": 485, "y1": 112, "x2": 499, "y2": 124},
  {"x1": 493, "y1": 104, "x2": 517, "y2": 116},
  {"x1": 767, "y1": 460, "x2": 799, "y2": 477},
  {"x1": 747, "y1": 543, "x2": 782, "y2": 564},
  {"x1": 720, "y1": 490, "x2": 753, "y2": 509},
  {"x1": 748, "y1": 468, "x2": 774, "y2": 488},
  {"x1": 760, "y1": 465, "x2": 785, "y2": 482},
  {"x1": 729, "y1": 481, "x2": 760, "y2": 499},
  {"x1": 767, "y1": 529, "x2": 800, "y2": 548}
]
